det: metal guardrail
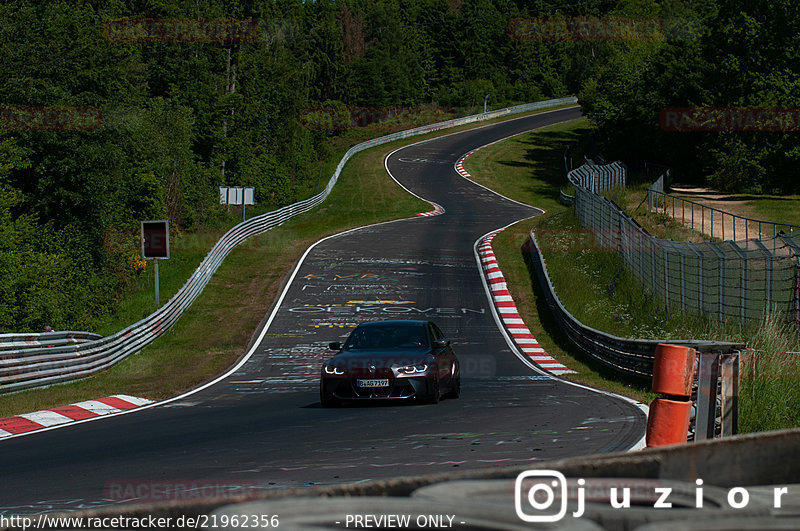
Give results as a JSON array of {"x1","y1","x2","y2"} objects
[
  {"x1": 648, "y1": 188, "x2": 800, "y2": 242},
  {"x1": 0, "y1": 331, "x2": 102, "y2": 351},
  {"x1": 0, "y1": 97, "x2": 579, "y2": 394},
  {"x1": 526, "y1": 230, "x2": 744, "y2": 380}
]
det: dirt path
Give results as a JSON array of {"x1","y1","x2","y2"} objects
[{"x1": 655, "y1": 185, "x2": 780, "y2": 241}]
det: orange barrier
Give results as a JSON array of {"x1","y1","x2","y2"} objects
[
  {"x1": 646, "y1": 398, "x2": 692, "y2": 447},
  {"x1": 646, "y1": 344, "x2": 697, "y2": 447},
  {"x1": 652, "y1": 343, "x2": 696, "y2": 397}
]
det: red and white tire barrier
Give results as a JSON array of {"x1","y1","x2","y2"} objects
[
  {"x1": 478, "y1": 232, "x2": 574, "y2": 376},
  {"x1": 417, "y1": 202, "x2": 445, "y2": 217},
  {"x1": 0, "y1": 395, "x2": 153, "y2": 438}
]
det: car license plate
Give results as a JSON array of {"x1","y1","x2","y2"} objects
[{"x1": 357, "y1": 379, "x2": 389, "y2": 388}]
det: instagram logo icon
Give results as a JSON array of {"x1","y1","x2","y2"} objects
[{"x1": 515, "y1": 470, "x2": 569, "y2": 522}]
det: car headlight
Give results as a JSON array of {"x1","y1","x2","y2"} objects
[
  {"x1": 324, "y1": 365, "x2": 345, "y2": 375},
  {"x1": 397, "y1": 363, "x2": 429, "y2": 374}
]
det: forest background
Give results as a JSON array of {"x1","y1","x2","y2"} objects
[{"x1": 0, "y1": 0, "x2": 794, "y2": 332}]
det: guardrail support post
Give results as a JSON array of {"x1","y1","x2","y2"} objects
[
  {"x1": 695, "y1": 351, "x2": 720, "y2": 441},
  {"x1": 720, "y1": 352, "x2": 739, "y2": 437}
]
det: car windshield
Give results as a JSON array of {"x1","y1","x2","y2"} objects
[{"x1": 344, "y1": 324, "x2": 428, "y2": 350}]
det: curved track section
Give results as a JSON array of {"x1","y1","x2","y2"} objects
[{"x1": 0, "y1": 107, "x2": 646, "y2": 515}]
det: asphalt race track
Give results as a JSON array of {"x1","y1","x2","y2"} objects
[{"x1": 0, "y1": 107, "x2": 646, "y2": 514}]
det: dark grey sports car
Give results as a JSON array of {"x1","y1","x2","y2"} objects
[{"x1": 319, "y1": 320, "x2": 460, "y2": 407}]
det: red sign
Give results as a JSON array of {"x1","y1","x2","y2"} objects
[{"x1": 141, "y1": 220, "x2": 169, "y2": 259}]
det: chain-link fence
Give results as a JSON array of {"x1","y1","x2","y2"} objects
[
  {"x1": 568, "y1": 163, "x2": 800, "y2": 326},
  {"x1": 648, "y1": 188, "x2": 800, "y2": 241}
]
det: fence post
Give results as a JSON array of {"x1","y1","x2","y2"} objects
[
  {"x1": 649, "y1": 238, "x2": 657, "y2": 296},
  {"x1": 680, "y1": 246, "x2": 686, "y2": 310},
  {"x1": 754, "y1": 239, "x2": 774, "y2": 316},
  {"x1": 730, "y1": 243, "x2": 748, "y2": 323},
  {"x1": 778, "y1": 234, "x2": 800, "y2": 327},
  {"x1": 663, "y1": 241, "x2": 670, "y2": 310},
  {"x1": 702, "y1": 203, "x2": 705, "y2": 235},
  {"x1": 687, "y1": 241, "x2": 704, "y2": 314},
  {"x1": 639, "y1": 230, "x2": 645, "y2": 287},
  {"x1": 682, "y1": 197, "x2": 685, "y2": 226},
  {"x1": 706, "y1": 245, "x2": 724, "y2": 322}
]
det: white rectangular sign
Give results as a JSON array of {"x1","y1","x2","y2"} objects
[
  {"x1": 220, "y1": 185, "x2": 254, "y2": 206},
  {"x1": 231, "y1": 186, "x2": 243, "y2": 205}
]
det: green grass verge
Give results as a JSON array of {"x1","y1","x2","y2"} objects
[
  {"x1": 746, "y1": 196, "x2": 800, "y2": 227},
  {"x1": 738, "y1": 315, "x2": 800, "y2": 433},
  {"x1": 464, "y1": 119, "x2": 800, "y2": 432},
  {"x1": 0, "y1": 103, "x2": 578, "y2": 417}
]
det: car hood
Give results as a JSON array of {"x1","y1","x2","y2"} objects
[{"x1": 327, "y1": 348, "x2": 431, "y2": 369}]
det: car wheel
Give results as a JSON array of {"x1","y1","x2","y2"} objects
[
  {"x1": 428, "y1": 376, "x2": 441, "y2": 404},
  {"x1": 320, "y1": 386, "x2": 338, "y2": 408},
  {"x1": 321, "y1": 396, "x2": 338, "y2": 408},
  {"x1": 446, "y1": 374, "x2": 460, "y2": 399},
  {"x1": 444, "y1": 363, "x2": 460, "y2": 399}
]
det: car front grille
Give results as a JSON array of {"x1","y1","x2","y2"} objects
[
  {"x1": 348, "y1": 367, "x2": 393, "y2": 379},
  {"x1": 328, "y1": 377, "x2": 417, "y2": 400}
]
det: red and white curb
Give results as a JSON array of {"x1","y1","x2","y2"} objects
[
  {"x1": 478, "y1": 232, "x2": 574, "y2": 375},
  {"x1": 0, "y1": 395, "x2": 153, "y2": 438},
  {"x1": 417, "y1": 202, "x2": 445, "y2": 217},
  {"x1": 454, "y1": 148, "x2": 480, "y2": 178}
]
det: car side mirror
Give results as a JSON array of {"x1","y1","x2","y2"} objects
[
  {"x1": 433, "y1": 339, "x2": 450, "y2": 348},
  {"x1": 329, "y1": 342, "x2": 343, "y2": 351}
]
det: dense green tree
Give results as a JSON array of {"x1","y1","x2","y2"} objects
[
  {"x1": 6, "y1": 0, "x2": 791, "y2": 331},
  {"x1": 579, "y1": 0, "x2": 799, "y2": 193}
]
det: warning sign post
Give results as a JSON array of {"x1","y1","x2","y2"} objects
[{"x1": 141, "y1": 220, "x2": 169, "y2": 307}]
